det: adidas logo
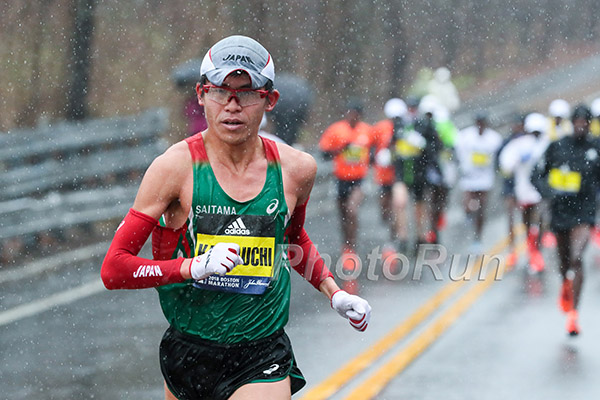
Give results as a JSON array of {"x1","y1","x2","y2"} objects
[{"x1": 224, "y1": 217, "x2": 251, "y2": 235}]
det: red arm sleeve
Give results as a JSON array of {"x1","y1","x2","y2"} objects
[
  {"x1": 285, "y1": 199, "x2": 334, "y2": 290},
  {"x1": 101, "y1": 209, "x2": 186, "y2": 290}
]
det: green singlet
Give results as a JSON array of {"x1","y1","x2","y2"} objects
[{"x1": 153, "y1": 133, "x2": 291, "y2": 344}]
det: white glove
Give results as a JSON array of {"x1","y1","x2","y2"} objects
[
  {"x1": 375, "y1": 148, "x2": 392, "y2": 167},
  {"x1": 189, "y1": 243, "x2": 244, "y2": 280},
  {"x1": 331, "y1": 290, "x2": 372, "y2": 332}
]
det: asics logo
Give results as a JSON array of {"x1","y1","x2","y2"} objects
[
  {"x1": 224, "y1": 217, "x2": 250, "y2": 235},
  {"x1": 266, "y1": 199, "x2": 279, "y2": 215},
  {"x1": 263, "y1": 364, "x2": 279, "y2": 375}
]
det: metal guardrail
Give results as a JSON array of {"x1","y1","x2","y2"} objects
[
  {"x1": 0, "y1": 108, "x2": 168, "y2": 169},
  {"x1": 0, "y1": 109, "x2": 169, "y2": 255},
  {"x1": 0, "y1": 185, "x2": 138, "y2": 240},
  {"x1": 0, "y1": 140, "x2": 166, "y2": 201}
]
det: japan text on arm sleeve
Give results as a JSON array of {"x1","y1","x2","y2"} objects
[{"x1": 101, "y1": 209, "x2": 185, "y2": 290}]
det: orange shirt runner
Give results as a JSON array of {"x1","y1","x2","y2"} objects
[
  {"x1": 319, "y1": 120, "x2": 373, "y2": 181},
  {"x1": 370, "y1": 119, "x2": 395, "y2": 186}
]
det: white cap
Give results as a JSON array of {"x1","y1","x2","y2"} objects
[
  {"x1": 384, "y1": 98, "x2": 407, "y2": 119},
  {"x1": 524, "y1": 112, "x2": 547, "y2": 134},
  {"x1": 200, "y1": 35, "x2": 274, "y2": 89},
  {"x1": 418, "y1": 94, "x2": 440, "y2": 115},
  {"x1": 434, "y1": 67, "x2": 451, "y2": 83},
  {"x1": 591, "y1": 98, "x2": 600, "y2": 118},
  {"x1": 548, "y1": 99, "x2": 570, "y2": 119}
]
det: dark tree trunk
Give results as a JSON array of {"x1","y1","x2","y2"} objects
[
  {"x1": 66, "y1": 0, "x2": 96, "y2": 121},
  {"x1": 386, "y1": 0, "x2": 411, "y2": 98}
]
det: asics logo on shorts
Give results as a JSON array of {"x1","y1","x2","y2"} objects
[
  {"x1": 224, "y1": 217, "x2": 250, "y2": 235},
  {"x1": 263, "y1": 363, "x2": 279, "y2": 375}
]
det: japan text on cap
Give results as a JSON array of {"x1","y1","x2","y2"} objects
[{"x1": 200, "y1": 35, "x2": 275, "y2": 89}]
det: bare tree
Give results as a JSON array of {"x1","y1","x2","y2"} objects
[
  {"x1": 383, "y1": 0, "x2": 411, "y2": 98},
  {"x1": 15, "y1": 1, "x2": 49, "y2": 126},
  {"x1": 66, "y1": 0, "x2": 96, "y2": 120}
]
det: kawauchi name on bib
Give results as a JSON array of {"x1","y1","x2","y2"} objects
[
  {"x1": 191, "y1": 213, "x2": 278, "y2": 295},
  {"x1": 196, "y1": 241, "x2": 274, "y2": 268}
]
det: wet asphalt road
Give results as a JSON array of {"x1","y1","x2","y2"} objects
[{"x1": 1, "y1": 175, "x2": 600, "y2": 399}]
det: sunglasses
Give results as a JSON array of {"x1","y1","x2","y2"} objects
[{"x1": 202, "y1": 85, "x2": 269, "y2": 107}]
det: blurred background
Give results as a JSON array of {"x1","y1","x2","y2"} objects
[{"x1": 3, "y1": 0, "x2": 600, "y2": 141}]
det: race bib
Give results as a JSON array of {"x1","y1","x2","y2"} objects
[
  {"x1": 192, "y1": 214, "x2": 278, "y2": 295},
  {"x1": 342, "y1": 144, "x2": 368, "y2": 164},
  {"x1": 471, "y1": 152, "x2": 491, "y2": 167},
  {"x1": 394, "y1": 139, "x2": 422, "y2": 158},
  {"x1": 440, "y1": 149, "x2": 454, "y2": 162},
  {"x1": 548, "y1": 168, "x2": 581, "y2": 193}
]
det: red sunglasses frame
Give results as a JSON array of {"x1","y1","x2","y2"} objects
[{"x1": 202, "y1": 85, "x2": 269, "y2": 105}]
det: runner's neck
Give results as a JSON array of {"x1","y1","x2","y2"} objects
[{"x1": 203, "y1": 132, "x2": 265, "y2": 173}]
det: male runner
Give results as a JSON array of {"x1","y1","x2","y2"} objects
[
  {"x1": 417, "y1": 96, "x2": 449, "y2": 245},
  {"x1": 455, "y1": 112, "x2": 502, "y2": 253},
  {"x1": 429, "y1": 104, "x2": 458, "y2": 241},
  {"x1": 499, "y1": 112, "x2": 549, "y2": 273},
  {"x1": 533, "y1": 104, "x2": 599, "y2": 336},
  {"x1": 497, "y1": 112, "x2": 525, "y2": 268},
  {"x1": 101, "y1": 35, "x2": 371, "y2": 399},
  {"x1": 387, "y1": 98, "x2": 442, "y2": 252},
  {"x1": 372, "y1": 98, "x2": 407, "y2": 259},
  {"x1": 319, "y1": 99, "x2": 373, "y2": 288}
]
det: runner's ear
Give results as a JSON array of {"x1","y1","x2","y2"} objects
[
  {"x1": 196, "y1": 83, "x2": 205, "y2": 106},
  {"x1": 265, "y1": 89, "x2": 280, "y2": 111}
]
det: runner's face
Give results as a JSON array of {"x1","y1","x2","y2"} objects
[
  {"x1": 199, "y1": 73, "x2": 278, "y2": 144},
  {"x1": 573, "y1": 117, "x2": 589, "y2": 138},
  {"x1": 346, "y1": 109, "x2": 362, "y2": 126},
  {"x1": 476, "y1": 120, "x2": 486, "y2": 132}
]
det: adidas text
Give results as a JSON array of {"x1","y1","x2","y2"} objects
[
  {"x1": 225, "y1": 217, "x2": 250, "y2": 235},
  {"x1": 225, "y1": 228, "x2": 251, "y2": 235}
]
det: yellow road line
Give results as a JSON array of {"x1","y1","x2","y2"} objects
[
  {"x1": 343, "y1": 263, "x2": 501, "y2": 400},
  {"x1": 343, "y1": 244, "x2": 519, "y2": 399},
  {"x1": 299, "y1": 279, "x2": 467, "y2": 400},
  {"x1": 300, "y1": 227, "x2": 524, "y2": 400}
]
